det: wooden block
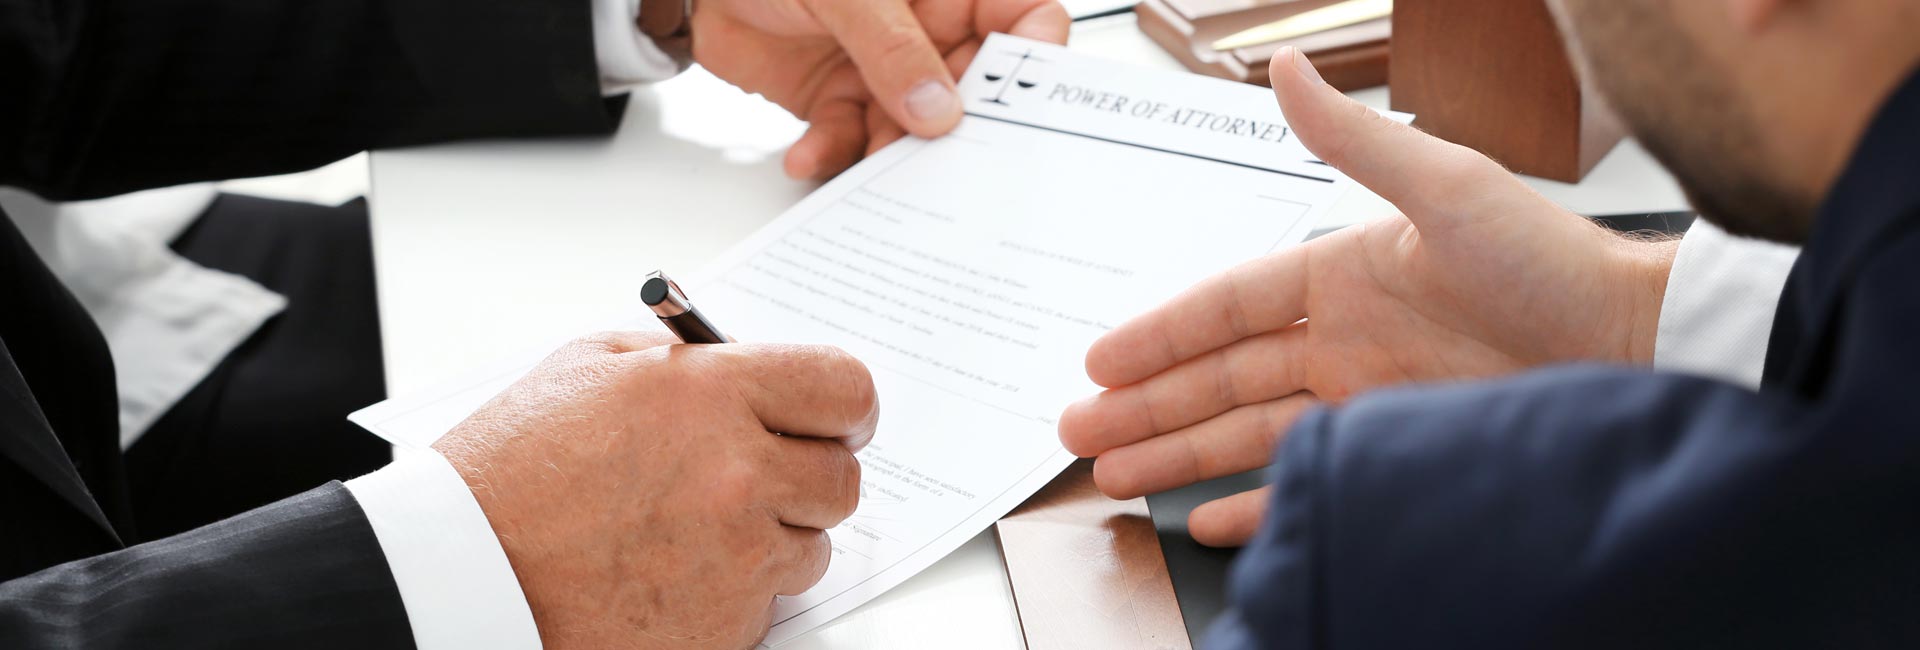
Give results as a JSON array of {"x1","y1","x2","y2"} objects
[
  {"x1": 995, "y1": 460, "x2": 1192, "y2": 650},
  {"x1": 1136, "y1": 0, "x2": 1391, "y2": 91},
  {"x1": 1388, "y1": 0, "x2": 1623, "y2": 182}
]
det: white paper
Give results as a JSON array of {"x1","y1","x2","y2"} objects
[{"x1": 351, "y1": 34, "x2": 1403, "y2": 646}]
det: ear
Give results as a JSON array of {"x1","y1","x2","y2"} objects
[{"x1": 1724, "y1": 0, "x2": 1792, "y2": 32}]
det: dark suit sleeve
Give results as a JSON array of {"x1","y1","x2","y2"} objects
[
  {"x1": 0, "y1": 483, "x2": 415, "y2": 648},
  {"x1": 1207, "y1": 366, "x2": 1920, "y2": 649},
  {"x1": 0, "y1": 0, "x2": 618, "y2": 200}
]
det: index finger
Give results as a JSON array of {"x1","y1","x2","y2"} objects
[
  {"x1": 688, "y1": 342, "x2": 881, "y2": 451},
  {"x1": 1085, "y1": 247, "x2": 1310, "y2": 388}
]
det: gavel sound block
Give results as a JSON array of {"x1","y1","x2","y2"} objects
[{"x1": 1389, "y1": 0, "x2": 1624, "y2": 182}]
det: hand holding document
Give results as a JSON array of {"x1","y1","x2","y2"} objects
[{"x1": 352, "y1": 35, "x2": 1408, "y2": 645}]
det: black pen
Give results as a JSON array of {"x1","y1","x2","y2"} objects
[{"x1": 641, "y1": 270, "x2": 733, "y2": 344}]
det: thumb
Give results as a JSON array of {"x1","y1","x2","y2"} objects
[
  {"x1": 811, "y1": 0, "x2": 963, "y2": 138},
  {"x1": 1271, "y1": 47, "x2": 1511, "y2": 231}
]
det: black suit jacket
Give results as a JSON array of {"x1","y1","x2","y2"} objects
[
  {"x1": 1210, "y1": 69, "x2": 1920, "y2": 648},
  {"x1": 1, "y1": 0, "x2": 621, "y2": 644}
]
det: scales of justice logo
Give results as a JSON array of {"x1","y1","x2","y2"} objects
[{"x1": 980, "y1": 49, "x2": 1048, "y2": 105}]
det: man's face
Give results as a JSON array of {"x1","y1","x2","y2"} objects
[{"x1": 1548, "y1": 0, "x2": 1815, "y2": 243}]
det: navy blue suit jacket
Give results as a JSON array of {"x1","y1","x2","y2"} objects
[{"x1": 1209, "y1": 70, "x2": 1920, "y2": 649}]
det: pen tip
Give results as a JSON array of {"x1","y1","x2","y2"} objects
[{"x1": 640, "y1": 276, "x2": 671, "y2": 306}]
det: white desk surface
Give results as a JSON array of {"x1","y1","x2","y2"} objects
[{"x1": 367, "y1": 14, "x2": 1687, "y2": 649}]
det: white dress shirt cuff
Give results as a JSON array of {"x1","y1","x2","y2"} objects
[
  {"x1": 345, "y1": 447, "x2": 543, "y2": 650},
  {"x1": 591, "y1": 0, "x2": 688, "y2": 94},
  {"x1": 1652, "y1": 218, "x2": 1801, "y2": 389}
]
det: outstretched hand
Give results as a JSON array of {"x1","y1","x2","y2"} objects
[{"x1": 1058, "y1": 48, "x2": 1679, "y2": 547}]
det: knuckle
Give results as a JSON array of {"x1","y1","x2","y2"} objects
[
  {"x1": 1345, "y1": 95, "x2": 1384, "y2": 127},
  {"x1": 1314, "y1": 115, "x2": 1368, "y2": 169},
  {"x1": 809, "y1": 530, "x2": 833, "y2": 569},
  {"x1": 780, "y1": 344, "x2": 879, "y2": 432},
  {"x1": 852, "y1": 388, "x2": 880, "y2": 426},
  {"x1": 571, "y1": 331, "x2": 630, "y2": 354},
  {"x1": 797, "y1": 530, "x2": 834, "y2": 587},
  {"x1": 1208, "y1": 350, "x2": 1241, "y2": 406},
  {"x1": 541, "y1": 333, "x2": 627, "y2": 370},
  {"x1": 742, "y1": 528, "x2": 781, "y2": 574},
  {"x1": 830, "y1": 450, "x2": 862, "y2": 523},
  {"x1": 720, "y1": 342, "x2": 793, "y2": 380},
  {"x1": 816, "y1": 346, "x2": 878, "y2": 420},
  {"x1": 870, "y1": 25, "x2": 931, "y2": 65},
  {"x1": 626, "y1": 341, "x2": 675, "y2": 368},
  {"x1": 641, "y1": 345, "x2": 726, "y2": 392},
  {"x1": 606, "y1": 344, "x2": 678, "y2": 390}
]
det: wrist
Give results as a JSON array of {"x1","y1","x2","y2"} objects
[
  {"x1": 1607, "y1": 232, "x2": 1682, "y2": 364},
  {"x1": 637, "y1": 0, "x2": 694, "y2": 63},
  {"x1": 434, "y1": 435, "x2": 576, "y2": 646}
]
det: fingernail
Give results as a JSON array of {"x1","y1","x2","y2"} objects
[
  {"x1": 1290, "y1": 47, "x2": 1324, "y2": 85},
  {"x1": 904, "y1": 80, "x2": 959, "y2": 123}
]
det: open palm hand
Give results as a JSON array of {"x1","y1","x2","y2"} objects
[{"x1": 1058, "y1": 49, "x2": 1678, "y2": 547}]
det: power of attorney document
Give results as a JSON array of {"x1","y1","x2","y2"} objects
[{"x1": 351, "y1": 33, "x2": 1404, "y2": 646}]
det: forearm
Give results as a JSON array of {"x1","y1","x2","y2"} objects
[
  {"x1": 1, "y1": 0, "x2": 617, "y2": 199},
  {"x1": 1597, "y1": 217, "x2": 1801, "y2": 375},
  {"x1": 1608, "y1": 230, "x2": 1684, "y2": 364},
  {"x1": 1209, "y1": 367, "x2": 1886, "y2": 649},
  {"x1": 0, "y1": 484, "x2": 412, "y2": 648}
]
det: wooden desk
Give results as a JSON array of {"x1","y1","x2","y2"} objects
[{"x1": 365, "y1": 13, "x2": 1689, "y2": 649}]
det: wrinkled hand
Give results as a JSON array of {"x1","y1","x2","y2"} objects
[
  {"x1": 435, "y1": 332, "x2": 878, "y2": 649},
  {"x1": 1057, "y1": 49, "x2": 1679, "y2": 547},
  {"x1": 692, "y1": 0, "x2": 1070, "y2": 179}
]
